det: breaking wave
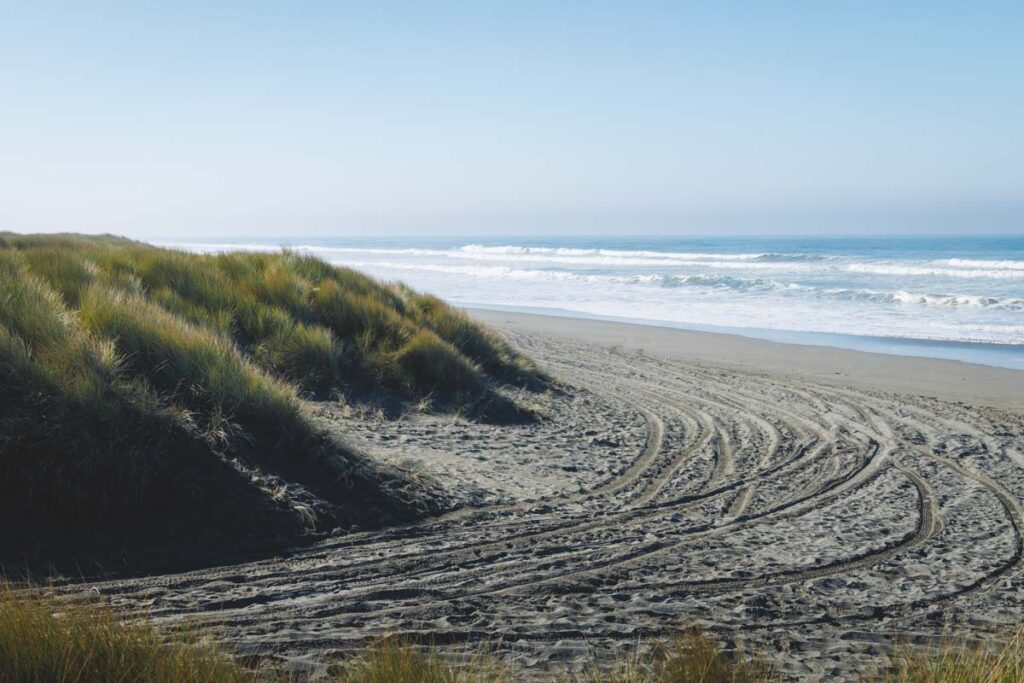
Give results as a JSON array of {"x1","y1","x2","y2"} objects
[{"x1": 168, "y1": 238, "x2": 1024, "y2": 345}]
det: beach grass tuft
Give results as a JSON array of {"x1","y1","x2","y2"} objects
[
  {"x1": 335, "y1": 639, "x2": 512, "y2": 683},
  {"x1": 0, "y1": 587, "x2": 251, "y2": 683},
  {"x1": 569, "y1": 630, "x2": 774, "y2": 683},
  {"x1": 867, "y1": 630, "x2": 1024, "y2": 683}
]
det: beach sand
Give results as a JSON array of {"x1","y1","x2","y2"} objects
[{"x1": 69, "y1": 310, "x2": 1024, "y2": 680}]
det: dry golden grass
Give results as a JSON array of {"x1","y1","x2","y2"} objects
[
  {"x1": 0, "y1": 586, "x2": 771, "y2": 683},
  {"x1": 335, "y1": 639, "x2": 513, "y2": 683},
  {"x1": 865, "y1": 630, "x2": 1024, "y2": 683},
  {"x1": 3, "y1": 587, "x2": 1020, "y2": 683},
  {"x1": 568, "y1": 630, "x2": 774, "y2": 683},
  {"x1": 0, "y1": 588, "x2": 250, "y2": 683}
]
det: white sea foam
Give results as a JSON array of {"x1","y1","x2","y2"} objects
[
  {"x1": 457, "y1": 244, "x2": 772, "y2": 260},
  {"x1": 164, "y1": 239, "x2": 1024, "y2": 346},
  {"x1": 935, "y1": 258, "x2": 1024, "y2": 270},
  {"x1": 844, "y1": 263, "x2": 1024, "y2": 279},
  {"x1": 352, "y1": 261, "x2": 1024, "y2": 311}
]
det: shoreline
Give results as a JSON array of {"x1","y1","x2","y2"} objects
[
  {"x1": 469, "y1": 307, "x2": 1024, "y2": 412},
  {"x1": 161, "y1": 237, "x2": 1024, "y2": 365},
  {"x1": 461, "y1": 302, "x2": 1024, "y2": 371}
]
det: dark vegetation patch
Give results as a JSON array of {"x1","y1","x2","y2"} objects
[{"x1": 0, "y1": 233, "x2": 546, "y2": 574}]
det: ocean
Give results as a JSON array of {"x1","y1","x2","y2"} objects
[{"x1": 163, "y1": 236, "x2": 1024, "y2": 370}]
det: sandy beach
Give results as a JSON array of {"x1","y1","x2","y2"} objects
[{"x1": 68, "y1": 310, "x2": 1024, "y2": 681}]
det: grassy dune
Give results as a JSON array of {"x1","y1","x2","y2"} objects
[{"x1": 0, "y1": 233, "x2": 545, "y2": 570}]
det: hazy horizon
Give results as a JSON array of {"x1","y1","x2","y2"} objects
[{"x1": 3, "y1": 2, "x2": 1022, "y2": 239}]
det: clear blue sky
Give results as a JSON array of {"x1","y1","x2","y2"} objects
[{"x1": 2, "y1": 2, "x2": 1022, "y2": 238}]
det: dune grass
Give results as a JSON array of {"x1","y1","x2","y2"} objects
[
  {"x1": 78, "y1": 283, "x2": 305, "y2": 444},
  {"x1": 1, "y1": 247, "x2": 320, "y2": 564},
  {"x1": 330, "y1": 630, "x2": 1024, "y2": 683},
  {"x1": 4, "y1": 585, "x2": 1022, "y2": 683},
  {"x1": 569, "y1": 630, "x2": 772, "y2": 683},
  {"x1": 0, "y1": 587, "x2": 250, "y2": 683},
  {"x1": 0, "y1": 254, "x2": 182, "y2": 529},
  {"x1": 0, "y1": 587, "x2": 761, "y2": 683},
  {"x1": 335, "y1": 640, "x2": 513, "y2": 683},
  {"x1": 0, "y1": 233, "x2": 543, "y2": 405},
  {"x1": 866, "y1": 630, "x2": 1024, "y2": 683},
  {"x1": 0, "y1": 233, "x2": 542, "y2": 569}
]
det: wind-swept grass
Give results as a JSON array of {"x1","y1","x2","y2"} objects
[
  {"x1": 0, "y1": 254, "x2": 173, "y2": 528},
  {"x1": 0, "y1": 587, "x2": 250, "y2": 683},
  {"x1": 336, "y1": 639, "x2": 512, "y2": 683},
  {"x1": 395, "y1": 287, "x2": 544, "y2": 388},
  {"x1": 0, "y1": 233, "x2": 542, "y2": 407},
  {"x1": 0, "y1": 588, "x2": 768, "y2": 683},
  {"x1": 0, "y1": 233, "x2": 542, "y2": 570},
  {"x1": 395, "y1": 329, "x2": 486, "y2": 397},
  {"x1": 867, "y1": 630, "x2": 1024, "y2": 683},
  {"x1": 0, "y1": 260, "x2": 307, "y2": 568},
  {"x1": 570, "y1": 630, "x2": 773, "y2": 683},
  {"x1": 78, "y1": 283, "x2": 304, "y2": 444},
  {"x1": 5, "y1": 586, "x2": 1020, "y2": 683}
]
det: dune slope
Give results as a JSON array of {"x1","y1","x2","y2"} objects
[{"x1": 0, "y1": 234, "x2": 544, "y2": 572}]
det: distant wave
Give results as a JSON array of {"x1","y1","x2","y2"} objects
[
  {"x1": 351, "y1": 262, "x2": 793, "y2": 289},
  {"x1": 458, "y1": 245, "x2": 838, "y2": 264},
  {"x1": 162, "y1": 242, "x2": 821, "y2": 269},
  {"x1": 353, "y1": 261, "x2": 1023, "y2": 310},
  {"x1": 458, "y1": 244, "x2": 769, "y2": 260},
  {"x1": 844, "y1": 263, "x2": 1024, "y2": 279},
  {"x1": 163, "y1": 239, "x2": 1024, "y2": 346},
  {"x1": 349, "y1": 262, "x2": 584, "y2": 281},
  {"x1": 170, "y1": 242, "x2": 1024, "y2": 279},
  {"x1": 156, "y1": 241, "x2": 285, "y2": 253},
  {"x1": 828, "y1": 288, "x2": 1024, "y2": 310},
  {"x1": 207, "y1": 244, "x2": 836, "y2": 268},
  {"x1": 359, "y1": 247, "x2": 783, "y2": 268},
  {"x1": 167, "y1": 240, "x2": 1024, "y2": 285},
  {"x1": 934, "y1": 258, "x2": 1024, "y2": 270},
  {"x1": 753, "y1": 253, "x2": 834, "y2": 262}
]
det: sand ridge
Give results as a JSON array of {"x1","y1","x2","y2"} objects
[{"x1": 68, "y1": 318, "x2": 1024, "y2": 681}]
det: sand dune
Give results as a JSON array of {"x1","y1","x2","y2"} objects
[{"x1": 70, "y1": 312, "x2": 1024, "y2": 681}]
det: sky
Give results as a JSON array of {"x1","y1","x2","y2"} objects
[{"x1": 1, "y1": 1, "x2": 1022, "y2": 239}]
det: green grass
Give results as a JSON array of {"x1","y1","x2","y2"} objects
[
  {"x1": 78, "y1": 283, "x2": 304, "y2": 443},
  {"x1": 0, "y1": 232, "x2": 542, "y2": 570},
  {"x1": 0, "y1": 254, "x2": 174, "y2": 527},
  {"x1": 394, "y1": 286, "x2": 542, "y2": 388},
  {"x1": 0, "y1": 587, "x2": 251, "y2": 683},
  {"x1": 0, "y1": 233, "x2": 543, "y2": 403}
]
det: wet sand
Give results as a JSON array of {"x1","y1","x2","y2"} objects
[
  {"x1": 471, "y1": 309, "x2": 1024, "y2": 411},
  {"x1": 66, "y1": 311, "x2": 1024, "y2": 680}
]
